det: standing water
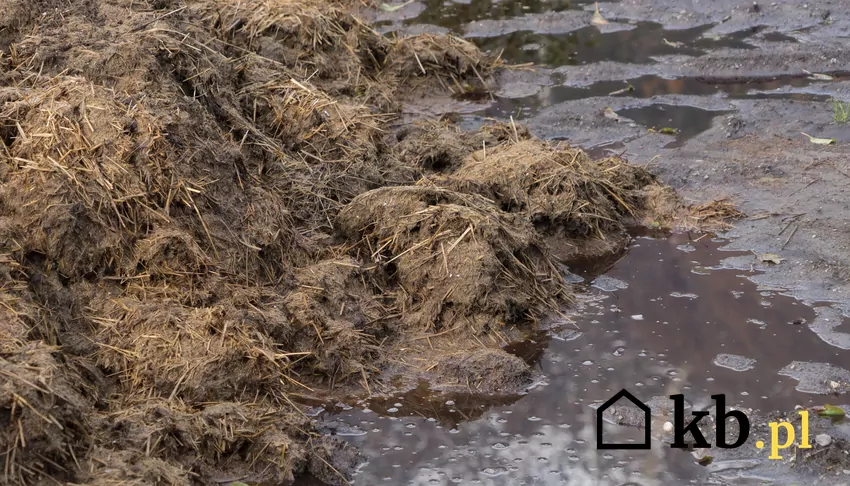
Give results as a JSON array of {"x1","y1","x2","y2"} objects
[{"x1": 298, "y1": 233, "x2": 850, "y2": 484}]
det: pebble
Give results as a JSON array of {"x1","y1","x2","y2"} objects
[
  {"x1": 816, "y1": 434, "x2": 832, "y2": 447},
  {"x1": 663, "y1": 421, "x2": 674, "y2": 433}
]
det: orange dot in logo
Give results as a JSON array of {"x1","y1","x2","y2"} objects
[{"x1": 755, "y1": 440, "x2": 765, "y2": 449}]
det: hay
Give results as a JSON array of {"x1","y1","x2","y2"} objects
[
  {"x1": 386, "y1": 34, "x2": 498, "y2": 94},
  {"x1": 0, "y1": 262, "x2": 91, "y2": 484},
  {"x1": 0, "y1": 77, "x2": 176, "y2": 277},
  {"x1": 431, "y1": 348, "x2": 536, "y2": 395},
  {"x1": 688, "y1": 198, "x2": 745, "y2": 230},
  {"x1": 282, "y1": 258, "x2": 387, "y2": 386}
]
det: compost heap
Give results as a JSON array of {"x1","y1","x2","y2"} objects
[{"x1": 0, "y1": 0, "x2": 738, "y2": 484}]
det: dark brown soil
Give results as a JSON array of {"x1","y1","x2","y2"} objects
[{"x1": 0, "y1": 1, "x2": 732, "y2": 484}]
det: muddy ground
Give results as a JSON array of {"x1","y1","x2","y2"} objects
[{"x1": 398, "y1": 0, "x2": 850, "y2": 313}]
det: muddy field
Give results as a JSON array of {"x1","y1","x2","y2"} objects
[{"x1": 0, "y1": 0, "x2": 743, "y2": 484}]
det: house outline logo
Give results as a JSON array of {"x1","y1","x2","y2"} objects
[{"x1": 596, "y1": 388, "x2": 651, "y2": 450}]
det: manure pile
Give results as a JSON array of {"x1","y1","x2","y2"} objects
[{"x1": 0, "y1": 0, "x2": 735, "y2": 484}]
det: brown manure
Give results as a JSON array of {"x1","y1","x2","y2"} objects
[{"x1": 337, "y1": 185, "x2": 567, "y2": 333}]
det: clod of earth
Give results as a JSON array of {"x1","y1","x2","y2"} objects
[{"x1": 0, "y1": 0, "x2": 740, "y2": 484}]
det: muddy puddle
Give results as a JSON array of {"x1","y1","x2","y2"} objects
[
  {"x1": 488, "y1": 74, "x2": 846, "y2": 115},
  {"x1": 376, "y1": 0, "x2": 599, "y2": 33},
  {"x1": 605, "y1": 104, "x2": 727, "y2": 148},
  {"x1": 471, "y1": 22, "x2": 755, "y2": 66},
  {"x1": 297, "y1": 233, "x2": 850, "y2": 485},
  {"x1": 398, "y1": 0, "x2": 590, "y2": 33}
]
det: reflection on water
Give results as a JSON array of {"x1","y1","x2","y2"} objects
[
  {"x1": 472, "y1": 22, "x2": 754, "y2": 67},
  {"x1": 406, "y1": 0, "x2": 592, "y2": 33},
  {"x1": 302, "y1": 233, "x2": 850, "y2": 485},
  {"x1": 385, "y1": 0, "x2": 843, "y2": 146},
  {"x1": 487, "y1": 74, "x2": 848, "y2": 120},
  {"x1": 615, "y1": 104, "x2": 730, "y2": 148}
]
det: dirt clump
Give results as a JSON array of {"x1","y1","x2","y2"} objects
[
  {"x1": 0, "y1": 0, "x2": 737, "y2": 484},
  {"x1": 431, "y1": 348, "x2": 538, "y2": 395}
]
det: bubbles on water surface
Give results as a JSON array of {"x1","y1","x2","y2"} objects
[{"x1": 481, "y1": 466, "x2": 509, "y2": 477}]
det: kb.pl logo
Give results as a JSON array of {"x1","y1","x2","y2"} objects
[{"x1": 596, "y1": 389, "x2": 814, "y2": 459}]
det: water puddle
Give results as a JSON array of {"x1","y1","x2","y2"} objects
[
  {"x1": 742, "y1": 91, "x2": 834, "y2": 102},
  {"x1": 475, "y1": 73, "x2": 844, "y2": 145},
  {"x1": 470, "y1": 22, "x2": 754, "y2": 67},
  {"x1": 761, "y1": 31, "x2": 799, "y2": 43},
  {"x1": 497, "y1": 73, "x2": 847, "y2": 106},
  {"x1": 614, "y1": 104, "x2": 730, "y2": 148},
  {"x1": 390, "y1": 0, "x2": 848, "y2": 147},
  {"x1": 403, "y1": 0, "x2": 594, "y2": 34},
  {"x1": 300, "y1": 233, "x2": 850, "y2": 485}
]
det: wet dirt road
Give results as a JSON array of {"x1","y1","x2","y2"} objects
[{"x1": 298, "y1": 0, "x2": 850, "y2": 484}]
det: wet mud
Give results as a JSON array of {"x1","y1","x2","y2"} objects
[{"x1": 388, "y1": 0, "x2": 850, "y2": 321}]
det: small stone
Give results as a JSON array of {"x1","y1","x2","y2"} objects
[
  {"x1": 663, "y1": 421, "x2": 674, "y2": 433},
  {"x1": 830, "y1": 381, "x2": 841, "y2": 390},
  {"x1": 816, "y1": 434, "x2": 832, "y2": 447}
]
